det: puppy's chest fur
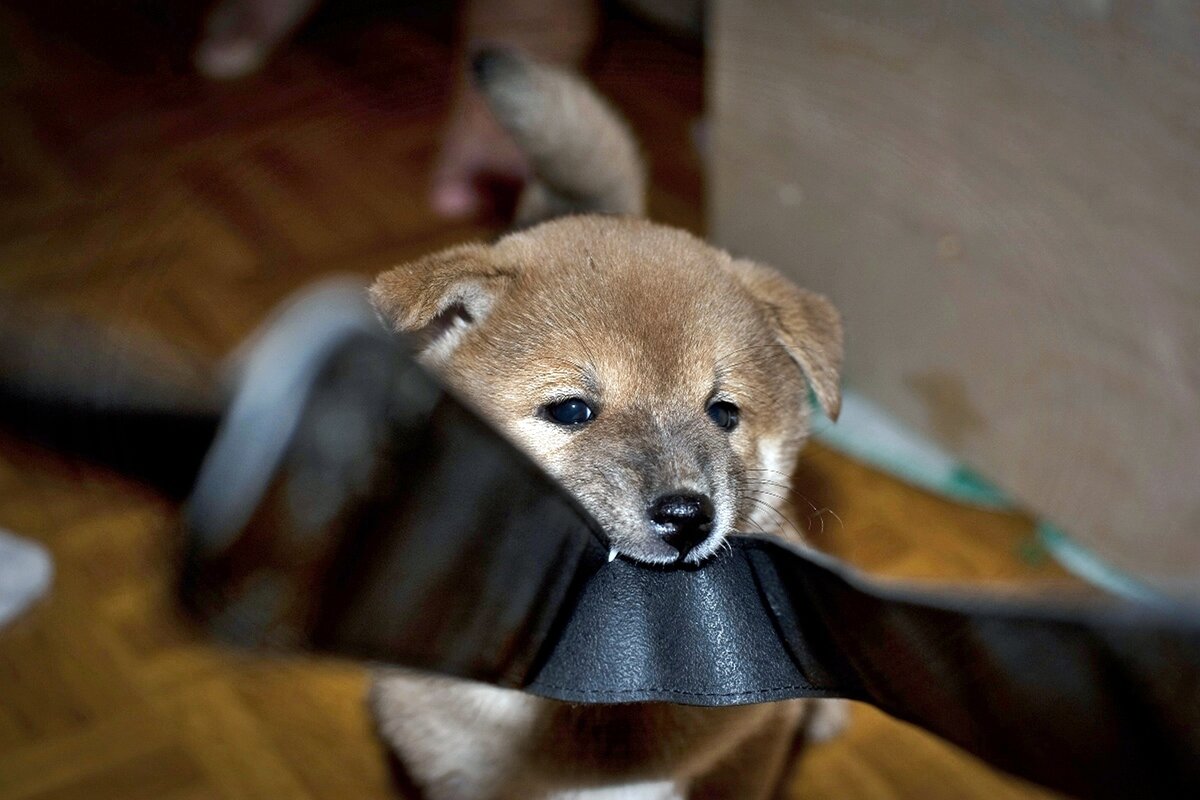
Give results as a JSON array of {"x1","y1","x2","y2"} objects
[{"x1": 371, "y1": 671, "x2": 805, "y2": 800}]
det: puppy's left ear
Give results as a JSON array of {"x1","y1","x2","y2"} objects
[
  {"x1": 728, "y1": 258, "x2": 844, "y2": 421},
  {"x1": 369, "y1": 243, "x2": 516, "y2": 354}
]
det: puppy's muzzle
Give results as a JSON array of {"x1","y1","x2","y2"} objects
[{"x1": 649, "y1": 492, "x2": 714, "y2": 559}]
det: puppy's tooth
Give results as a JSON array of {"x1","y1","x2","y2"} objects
[{"x1": 607, "y1": 548, "x2": 619, "y2": 563}]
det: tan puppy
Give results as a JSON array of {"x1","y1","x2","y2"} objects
[{"x1": 369, "y1": 51, "x2": 845, "y2": 800}]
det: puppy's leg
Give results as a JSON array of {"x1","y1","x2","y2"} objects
[
  {"x1": 688, "y1": 700, "x2": 805, "y2": 800},
  {"x1": 369, "y1": 671, "x2": 537, "y2": 800},
  {"x1": 548, "y1": 782, "x2": 685, "y2": 800}
]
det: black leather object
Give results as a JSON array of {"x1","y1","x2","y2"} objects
[
  {"x1": 4, "y1": 286, "x2": 1199, "y2": 799},
  {"x1": 531, "y1": 539, "x2": 1200, "y2": 798}
]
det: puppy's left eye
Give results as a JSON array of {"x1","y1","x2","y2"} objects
[
  {"x1": 544, "y1": 398, "x2": 595, "y2": 426},
  {"x1": 707, "y1": 401, "x2": 740, "y2": 431}
]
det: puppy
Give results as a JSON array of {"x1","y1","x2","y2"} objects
[{"x1": 368, "y1": 51, "x2": 846, "y2": 800}]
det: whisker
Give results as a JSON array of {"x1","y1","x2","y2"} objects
[
  {"x1": 746, "y1": 467, "x2": 795, "y2": 481},
  {"x1": 745, "y1": 477, "x2": 793, "y2": 492},
  {"x1": 789, "y1": 491, "x2": 846, "y2": 534},
  {"x1": 746, "y1": 481, "x2": 845, "y2": 537},
  {"x1": 745, "y1": 497, "x2": 804, "y2": 540},
  {"x1": 749, "y1": 487, "x2": 817, "y2": 534},
  {"x1": 749, "y1": 487, "x2": 792, "y2": 507},
  {"x1": 821, "y1": 507, "x2": 845, "y2": 532}
]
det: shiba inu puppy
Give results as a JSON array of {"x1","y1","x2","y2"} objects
[{"x1": 368, "y1": 50, "x2": 846, "y2": 800}]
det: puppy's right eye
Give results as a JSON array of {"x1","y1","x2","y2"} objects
[
  {"x1": 543, "y1": 398, "x2": 595, "y2": 426},
  {"x1": 706, "y1": 400, "x2": 740, "y2": 431}
]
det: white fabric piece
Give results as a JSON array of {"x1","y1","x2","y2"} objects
[{"x1": 0, "y1": 529, "x2": 53, "y2": 628}]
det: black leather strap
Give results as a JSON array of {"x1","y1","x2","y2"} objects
[
  {"x1": 5, "y1": 286, "x2": 1199, "y2": 800},
  {"x1": 530, "y1": 538, "x2": 1200, "y2": 799}
]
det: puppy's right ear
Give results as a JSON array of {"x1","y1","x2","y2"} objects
[
  {"x1": 369, "y1": 243, "x2": 516, "y2": 356},
  {"x1": 727, "y1": 258, "x2": 844, "y2": 421}
]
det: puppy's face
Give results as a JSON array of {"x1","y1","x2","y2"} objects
[{"x1": 371, "y1": 217, "x2": 841, "y2": 565}]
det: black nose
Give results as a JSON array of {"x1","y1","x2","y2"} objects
[{"x1": 649, "y1": 492, "x2": 714, "y2": 558}]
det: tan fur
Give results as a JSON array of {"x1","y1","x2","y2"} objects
[
  {"x1": 367, "y1": 54, "x2": 846, "y2": 800},
  {"x1": 369, "y1": 217, "x2": 844, "y2": 799}
]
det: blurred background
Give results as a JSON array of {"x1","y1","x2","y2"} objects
[{"x1": 0, "y1": 0, "x2": 1196, "y2": 798}]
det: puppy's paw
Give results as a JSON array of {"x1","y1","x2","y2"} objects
[{"x1": 804, "y1": 698, "x2": 850, "y2": 743}]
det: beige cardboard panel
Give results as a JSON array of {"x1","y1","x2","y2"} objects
[{"x1": 711, "y1": 0, "x2": 1200, "y2": 596}]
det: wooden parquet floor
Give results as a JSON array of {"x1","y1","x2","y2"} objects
[{"x1": 0, "y1": 3, "x2": 1077, "y2": 798}]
